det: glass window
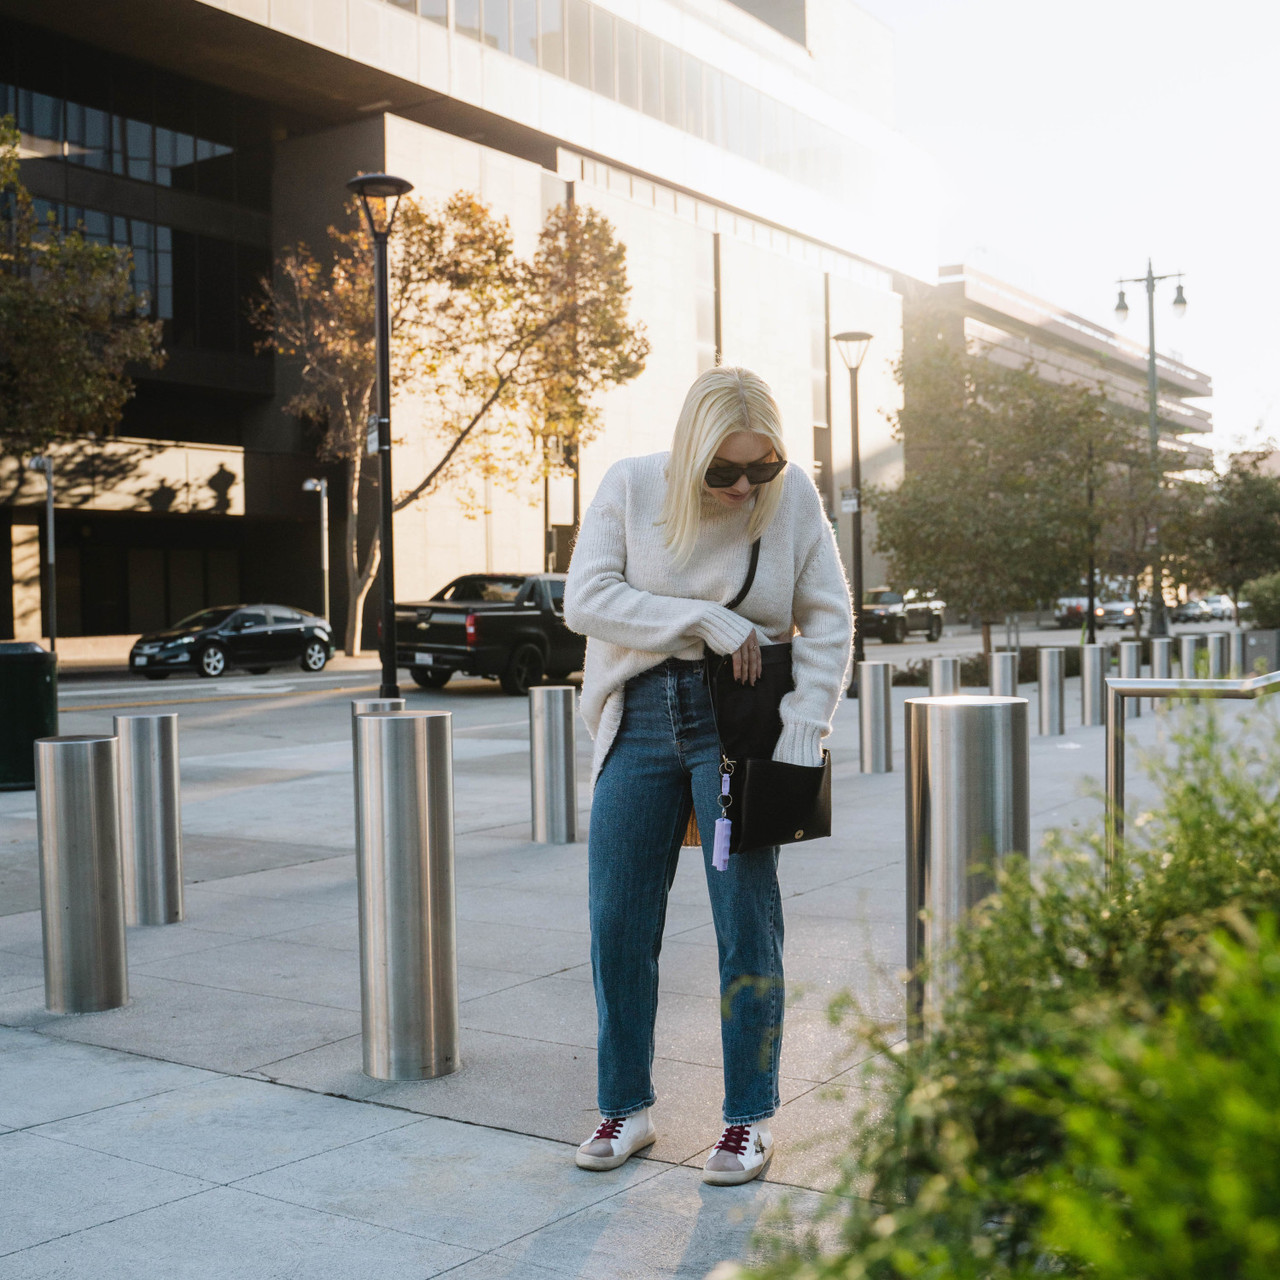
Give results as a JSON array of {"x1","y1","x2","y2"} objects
[
  {"x1": 419, "y1": 0, "x2": 448, "y2": 23},
  {"x1": 155, "y1": 128, "x2": 196, "y2": 188},
  {"x1": 591, "y1": 8, "x2": 614, "y2": 98},
  {"x1": 268, "y1": 606, "x2": 302, "y2": 623},
  {"x1": 235, "y1": 609, "x2": 269, "y2": 628},
  {"x1": 124, "y1": 117, "x2": 153, "y2": 183},
  {"x1": 639, "y1": 31, "x2": 661, "y2": 119},
  {"x1": 512, "y1": 0, "x2": 537, "y2": 62},
  {"x1": 661, "y1": 44, "x2": 681, "y2": 128},
  {"x1": 703, "y1": 66, "x2": 724, "y2": 146},
  {"x1": 455, "y1": 0, "x2": 481, "y2": 40},
  {"x1": 386, "y1": 0, "x2": 415, "y2": 9},
  {"x1": 66, "y1": 102, "x2": 109, "y2": 170},
  {"x1": 616, "y1": 19, "x2": 638, "y2": 109},
  {"x1": 683, "y1": 57, "x2": 702, "y2": 138},
  {"x1": 18, "y1": 89, "x2": 62, "y2": 142},
  {"x1": 740, "y1": 85, "x2": 760, "y2": 162},
  {"x1": 547, "y1": 579, "x2": 565, "y2": 610},
  {"x1": 539, "y1": 0, "x2": 564, "y2": 75},
  {"x1": 435, "y1": 575, "x2": 526, "y2": 603},
  {"x1": 567, "y1": 0, "x2": 590, "y2": 86},
  {"x1": 483, "y1": 0, "x2": 509, "y2": 51},
  {"x1": 722, "y1": 77, "x2": 741, "y2": 156}
]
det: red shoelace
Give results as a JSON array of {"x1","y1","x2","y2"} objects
[
  {"x1": 714, "y1": 1124, "x2": 750, "y2": 1155},
  {"x1": 592, "y1": 1118, "x2": 624, "y2": 1142}
]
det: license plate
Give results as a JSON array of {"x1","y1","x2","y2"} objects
[
  {"x1": 415, "y1": 652, "x2": 433, "y2": 666},
  {"x1": 135, "y1": 656, "x2": 148, "y2": 666}
]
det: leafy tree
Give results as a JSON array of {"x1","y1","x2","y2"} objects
[
  {"x1": 0, "y1": 116, "x2": 164, "y2": 462},
  {"x1": 1165, "y1": 452, "x2": 1280, "y2": 623},
  {"x1": 252, "y1": 194, "x2": 647, "y2": 654},
  {"x1": 871, "y1": 309, "x2": 1146, "y2": 650}
]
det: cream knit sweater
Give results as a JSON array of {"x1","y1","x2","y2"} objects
[{"x1": 564, "y1": 452, "x2": 853, "y2": 784}]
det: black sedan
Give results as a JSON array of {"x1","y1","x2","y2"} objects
[{"x1": 129, "y1": 605, "x2": 334, "y2": 679}]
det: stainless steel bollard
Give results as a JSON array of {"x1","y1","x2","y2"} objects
[
  {"x1": 530, "y1": 686, "x2": 578, "y2": 843},
  {"x1": 354, "y1": 711, "x2": 459, "y2": 1081},
  {"x1": 929, "y1": 656, "x2": 960, "y2": 696},
  {"x1": 1151, "y1": 636, "x2": 1172, "y2": 713},
  {"x1": 115, "y1": 714, "x2": 183, "y2": 925},
  {"x1": 1118, "y1": 642, "x2": 1142, "y2": 719},
  {"x1": 351, "y1": 698, "x2": 406, "y2": 750},
  {"x1": 1207, "y1": 632, "x2": 1229, "y2": 679},
  {"x1": 1081, "y1": 643, "x2": 1108, "y2": 727},
  {"x1": 1150, "y1": 636, "x2": 1172, "y2": 678},
  {"x1": 859, "y1": 661, "x2": 893, "y2": 773},
  {"x1": 35, "y1": 735, "x2": 129, "y2": 1013},
  {"x1": 989, "y1": 651, "x2": 1018, "y2": 696},
  {"x1": 1038, "y1": 647, "x2": 1064, "y2": 735},
  {"x1": 905, "y1": 696, "x2": 1029, "y2": 1023},
  {"x1": 1180, "y1": 633, "x2": 1206, "y2": 678},
  {"x1": 1230, "y1": 629, "x2": 1247, "y2": 678}
]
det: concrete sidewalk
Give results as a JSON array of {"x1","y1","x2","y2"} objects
[{"x1": 0, "y1": 676, "x2": 1170, "y2": 1277}]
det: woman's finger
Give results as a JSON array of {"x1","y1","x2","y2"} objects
[{"x1": 732, "y1": 646, "x2": 743, "y2": 682}]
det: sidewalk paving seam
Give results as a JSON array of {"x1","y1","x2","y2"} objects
[{"x1": 0, "y1": 1184, "x2": 216, "y2": 1263}]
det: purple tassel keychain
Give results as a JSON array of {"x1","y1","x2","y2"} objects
[{"x1": 712, "y1": 768, "x2": 733, "y2": 871}]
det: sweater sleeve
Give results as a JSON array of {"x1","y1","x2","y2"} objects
[
  {"x1": 563, "y1": 464, "x2": 757, "y2": 656},
  {"x1": 772, "y1": 501, "x2": 854, "y2": 767}
]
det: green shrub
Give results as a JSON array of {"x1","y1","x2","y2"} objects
[
  {"x1": 741, "y1": 700, "x2": 1280, "y2": 1280},
  {"x1": 1243, "y1": 571, "x2": 1280, "y2": 629}
]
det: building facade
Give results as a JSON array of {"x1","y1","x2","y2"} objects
[
  {"x1": 901, "y1": 265, "x2": 1213, "y2": 473},
  {"x1": 4, "y1": 0, "x2": 930, "y2": 646}
]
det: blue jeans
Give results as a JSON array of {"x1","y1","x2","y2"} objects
[{"x1": 588, "y1": 658, "x2": 784, "y2": 1124}]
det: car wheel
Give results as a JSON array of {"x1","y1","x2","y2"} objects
[
  {"x1": 926, "y1": 614, "x2": 943, "y2": 642},
  {"x1": 300, "y1": 640, "x2": 329, "y2": 673},
  {"x1": 887, "y1": 618, "x2": 909, "y2": 645},
  {"x1": 500, "y1": 642, "x2": 545, "y2": 696},
  {"x1": 247, "y1": 667, "x2": 271, "y2": 675},
  {"x1": 411, "y1": 666, "x2": 451, "y2": 689},
  {"x1": 198, "y1": 644, "x2": 227, "y2": 678},
  {"x1": 143, "y1": 671, "x2": 171, "y2": 681}
]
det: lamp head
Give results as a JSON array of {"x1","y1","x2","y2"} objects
[
  {"x1": 1114, "y1": 289, "x2": 1129, "y2": 322},
  {"x1": 345, "y1": 172, "x2": 414, "y2": 238},
  {"x1": 833, "y1": 331, "x2": 873, "y2": 371},
  {"x1": 26, "y1": 456, "x2": 51, "y2": 474},
  {"x1": 1172, "y1": 281, "x2": 1187, "y2": 318},
  {"x1": 302, "y1": 478, "x2": 323, "y2": 493}
]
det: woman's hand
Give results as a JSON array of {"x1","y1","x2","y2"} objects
[{"x1": 731, "y1": 629, "x2": 762, "y2": 685}]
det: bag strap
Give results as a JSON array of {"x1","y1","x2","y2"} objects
[{"x1": 725, "y1": 539, "x2": 761, "y2": 612}]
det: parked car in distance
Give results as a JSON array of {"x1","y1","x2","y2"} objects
[
  {"x1": 395, "y1": 573, "x2": 585, "y2": 695},
  {"x1": 1202, "y1": 594, "x2": 1241, "y2": 621},
  {"x1": 1094, "y1": 600, "x2": 1142, "y2": 629},
  {"x1": 1171, "y1": 598, "x2": 1213, "y2": 624},
  {"x1": 1055, "y1": 596, "x2": 1090, "y2": 628},
  {"x1": 130, "y1": 604, "x2": 333, "y2": 679},
  {"x1": 861, "y1": 588, "x2": 945, "y2": 644}
]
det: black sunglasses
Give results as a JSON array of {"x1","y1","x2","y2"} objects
[{"x1": 704, "y1": 458, "x2": 786, "y2": 489}]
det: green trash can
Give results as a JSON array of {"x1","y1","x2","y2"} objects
[{"x1": 0, "y1": 642, "x2": 58, "y2": 790}]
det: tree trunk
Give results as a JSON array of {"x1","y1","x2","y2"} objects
[
  {"x1": 981, "y1": 620, "x2": 992, "y2": 657},
  {"x1": 342, "y1": 451, "x2": 382, "y2": 656}
]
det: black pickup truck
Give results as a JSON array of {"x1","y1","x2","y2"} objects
[{"x1": 395, "y1": 573, "x2": 585, "y2": 695}]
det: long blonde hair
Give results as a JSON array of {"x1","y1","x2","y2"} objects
[{"x1": 660, "y1": 366, "x2": 787, "y2": 563}]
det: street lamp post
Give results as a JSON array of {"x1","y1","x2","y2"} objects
[
  {"x1": 26, "y1": 456, "x2": 55, "y2": 653},
  {"x1": 347, "y1": 171, "x2": 414, "y2": 699},
  {"x1": 834, "y1": 331, "x2": 872, "y2": 690},
  {"x1": 302, "y1": 478, "x2": 330, "y2": 623},
  {"x1": 1113, "y1": 261, "x2": 1186, "y2": 640}
]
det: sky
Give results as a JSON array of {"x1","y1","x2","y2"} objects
[{"x1": 851, "y1": 0, "x2": 1280, "y2": 462}]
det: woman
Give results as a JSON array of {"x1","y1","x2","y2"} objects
[{"x1": 563, "y1": 366, "x2": 852, "y2": 1185}]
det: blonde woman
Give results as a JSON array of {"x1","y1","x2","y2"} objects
[{"x1": 563, "y1": 366, "x2": 852, "y2": 1185}]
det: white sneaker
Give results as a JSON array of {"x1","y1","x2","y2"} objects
[
  {"x1": 702, "y1": 1122, "x2": 773, "y2": 1186},
  {"x1": 575, "y1": 1110, "x2": 657, "y2": 1171}
]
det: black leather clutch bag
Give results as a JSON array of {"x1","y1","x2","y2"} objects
[{"x1": 707, "y1": 638, "x2": 833, "y2": 856}]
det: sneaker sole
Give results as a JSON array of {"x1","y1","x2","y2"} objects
[
  {"x1": 575, "y1": 1131, "x2": 656, "y2": 1171},
  {"x1": 702, "y1": 1148, "x2": 773, "y2": 1186}
]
